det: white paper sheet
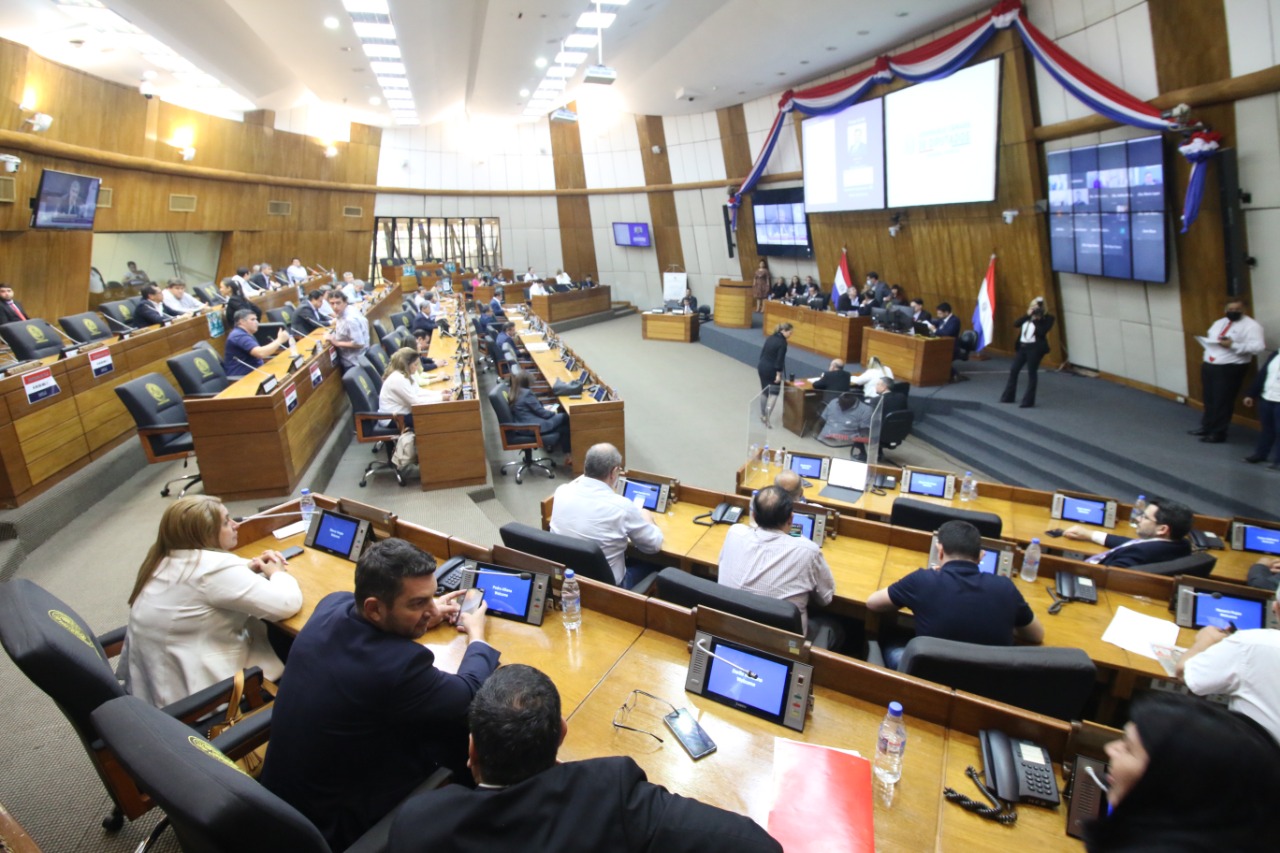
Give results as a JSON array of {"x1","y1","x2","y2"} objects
[{"x1": 1101, "y1": 606, "x2": 1180, "y2": 659}]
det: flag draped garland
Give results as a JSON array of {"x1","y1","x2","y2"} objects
[
  {"x1": 1178, "y1": 131, "x2": 1222, "y2": 233},
  {"x1": 728, "y1": 0, "x2": 1197, "y2": 228}
]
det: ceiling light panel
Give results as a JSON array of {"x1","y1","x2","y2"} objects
[
  {"x1": 361, "y1": 43, "x2": 401, "y2": 58},
  {"x1": 377, "y1": 76, "x2": 410, "y2": 89},
  {"x1": 576, "y1": 12, "x2": 616, "y2": 29},
  {"x1": 545, "y1": 66, "x2": 576, "y2": 79},
  {"x1": 555, "y1": 51, "x2": 588, "y2": 65},
  {"x1": 352, "y1": 22, "x2": 396, "y2": 39},
  {"x1": 369, "y1": 60, "x2": 406, "y2": 75},
  {"x1": 537, "y1": 79, "x2": 567, "y2": 91},
  {"x1": 564, "y1": 33, "x2": 598, "y2": 49}
]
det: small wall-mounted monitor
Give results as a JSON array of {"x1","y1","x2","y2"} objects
[
  {"x1": 613, "y1": 222, "x2": 651, "y2": 247},
  {"x1": 31, "y1": 169, "x2": 101, "y2": 231}
]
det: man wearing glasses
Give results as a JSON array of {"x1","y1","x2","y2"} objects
[{"x1": 388, "y1": 665, "x2": 781, "y2": 853}]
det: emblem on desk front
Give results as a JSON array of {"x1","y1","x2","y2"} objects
[
  {"x1": 48, "y1": 609, "x2": 98, "y2": 653},
  {"x1": 146, "y1": 383, "x2": 170, "y2": 405},
  {"x1": 27, "y1": 324, "x2": 47, "y2": 343}
]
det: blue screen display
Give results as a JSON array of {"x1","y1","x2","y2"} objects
[
  {"x1": 705, "y1": 643, "x2": 788, "y2": 718},
  {"x1": 472, "y1": 566, "x2": 533, "y2": 618},
  {"x1": 789, "y1": 512, "x2": 815, "y2": 541},
  {"x1": 315, "y1": 513, "x2": 358, "y2": 556},
  {"x1": 789, "y1": 455, "x2": 823, "y2": 478},
  {"x1": 1244, "y1": 525, "x2": 1280, "y2": 556},
  {"x1": 1062, "y1": 496, "x2": 1106, "y2": 526},
  {"x1": 909, "y1": 473, "x2": 946, "y2": 498},
  {"x1": 1194, "y1": 593, "x2": 1264, "y2": 631},
  {"x1": 978, "y1": 548, "x2": 1000, "y2": 575},
  {"x1": 622, "y1": 480, "x2": 661, "y2": 511}
]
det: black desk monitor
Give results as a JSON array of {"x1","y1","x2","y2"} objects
[
  {"x1": 458, "y1": 561, "x2": 550, "y2": 626},
  {"x1": 1175, "y1": 577, "x2": 1277, "y2": 631},
  {"x1": 901, "y1": 467, "x2": 955, "y2": 500},
  {"x1": 617, "y1": 476, "x2": 670, "y2": 513},
  {"x1": 928, "y1": 533, "x2": 1016, "y2": 578},
  {"x1": 788, "y1": 510, "x2": 827, "y2": 546}
]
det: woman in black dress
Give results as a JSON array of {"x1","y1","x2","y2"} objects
[
  {"x1": 219, "y1": 278, "x2": 260, "y2": 331},
  {"x1": 757, "y1": 322, "x2": 793, "y2": 428}
]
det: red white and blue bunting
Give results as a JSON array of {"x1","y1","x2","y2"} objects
[
  {"x1": 1178, "y1": 131, "x2": 1222, "y2": 233},
  {"x1": 730, "y1": 0, "x2": 1198, "y2": 227}
]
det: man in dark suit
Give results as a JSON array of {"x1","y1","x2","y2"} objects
[
  {"x1": 260, "y1": 539, "x2": 500, "y2": 850},
  {"x1": 1063, "y1": 497, "x2": 1193, "y2": 569},
  {"x1": 803, "y1": 283, "x2": 828, "y2": 311},
  {"x1": 909, "y1": 298, "x2": 932, "y2": 328},
  {"x1": 812, "y1": 359, "x2": 851, "y2": 392},
  {"x1": 388, "y1": 664, "x2": 782, "y2": 853},
  {"x1": 874, "y1": 377, "x2": 908, "y2": 416},
  {"x1": 132, "y1": 284, "x2": 179, "y2": 328},
  {"x1": 490, "y1": 288, "x2": 507, "y2": 319},
  {"x1": 934, "y1": 302, "x2": 961, "y2": 340},
  {"x1": 0, "y1": 284, "x2": 29, "y2": 324},
  {"x1": 292, "y1": 289, "x2": 329, "y2": 335}
]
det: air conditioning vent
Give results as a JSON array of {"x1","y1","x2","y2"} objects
[
  {"x1": 0, "y1": 177, "x2": 14, "y2": 204},
  {"x1": 343, "y1": 205, "x2": 363, "y2": 217},
  {"x1": 268, "y1": 200, "x2": 292, "y2": 216},
  {"x1": 169, "y1": 193, "x2": 197, "y2": 213},
  {"x1": 96, "y1": 187, "x2": 113, "y2": 208}
]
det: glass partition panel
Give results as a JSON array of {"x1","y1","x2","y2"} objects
[
  {"x1": 90, "y1": 232, "x2": 223, "y2": 300},
  {"x1": 743, "y1": 385, "x2": 881, "y2": 491}
]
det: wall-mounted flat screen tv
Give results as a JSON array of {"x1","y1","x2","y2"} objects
[{"x1": 31, "y1": 169, "x2": 101, "y2": 231}]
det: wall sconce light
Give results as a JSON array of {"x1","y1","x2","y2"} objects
[
  {"x1": 23, "y1": 113, "x2": 53, "y2": 133},
  {"x1": 324, "y1": 145, "x2": 339, "y2": 158},
  {"x1": 180, "y1": 147, "x2": 196, "y2": 162},
  {"x1": 651, "y1": 144, "x2": 661, "y2": 154},
  {"x1": 1002, "y1": 209, "x2": 1019, "y2": 225}
]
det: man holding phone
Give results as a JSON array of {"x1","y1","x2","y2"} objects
[{"x1": 261, "y1": 538, "x2": 499, "y2": 850}]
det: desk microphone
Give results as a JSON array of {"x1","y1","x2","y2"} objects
[
  {"x1": 233, "y1": 358, "x2": 275, "y2": 377},
  {"x1": 101, "y1": 313, "x2": 137, "y2": 337},
  {"x1": 477, "y1": 568, "x2": 532, "y2": 580},
  {"x1": 232, "y1": 510, "x2": 304, "y2": 523},
  {"x1": 695, "y1": 638, "x2": 759, "y2": 680}
]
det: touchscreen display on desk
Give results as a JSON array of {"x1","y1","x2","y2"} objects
[
  {"x1": 1062, "y1": 496, "x2": 1106, "y2": 526},
  {"x1": 704, "y1": 641, "x2": 788, "y2": 720},
  {"x1": 472, "y1": 565, "x2": 534, "y2": 618},
  {"x1": 592, "y1": 385, "x2": 608, "y2": 402},
  {"x1": 908, "y1": 472, "x2": 947, "y2": 498},
  {"x1": 1194, "y1": 593, "x2": 1264, "y2": 631},
  {"x1": 788, "y1": 454, "x2": 824, "y2": 478},
  {"x1": 1243, "y1": 525, "x2": 1280, "y2": 556},
  {"x1": 622, "y1": 480, "x2": 661, "y2": 511},
  {"x1": 315, "y1": 514, "x2": 358, "y2": 556},
  {"x1": 789, "y1": 512, "x2": 816, "y2": 540}
]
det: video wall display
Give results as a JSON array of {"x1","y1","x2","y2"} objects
[
  {"x1": 752, "y1": 187, "x2": 812, "y2": 259},
  {"x1": 1046, "y1": 135, "x2": 1167, "y2": 282}
]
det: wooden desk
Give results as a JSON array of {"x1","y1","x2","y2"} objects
[
  {"x1": 861, "y1": 328, "x2": 952, "y2": 387},
  {"x1": 412, "y1": 295, "x2": 486, "y2": 491},
  {"x1": 762, "y1": 302, "x2": 870, "y2": 364},
  {"x1": 472, "y1": 284, "x2": 496, "y2": 306},
  {"x1": 530, "y1": 286, "x2": 611, "y2": 324},
  {"x1": 714, "y1": 281, "x2": 753, "y2": 329},
  {"x1": 641, "y1": 312, "x2": 699, "y2": 343}
]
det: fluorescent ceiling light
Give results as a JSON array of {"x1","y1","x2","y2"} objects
[
  {"x1": 376, "y1": 76, "x2": 409, "y2": 89},
  {"x1": 576, "y1": 12, "x2": 616, "y2": 28},
  {"x1": 342, "y1": 0, "x2": 390, "y2": 12},
  {"x1": 564, "y1": 33, "x2": 598, "y2": 49},
  {"x1": 352, "y1": 22, "x2": 396, "y2": 39},
  {"x1": 362, "y1": 43, "x2": 401, "y2": 58},
  {"x1": 555, "y1": 51, "x2": 588, "y2": 65},
  {"x1": 369, "y1": 60, "x2": 406, "y2": 75},
  {"x1": 519, "y1": 88, "x2": 530, "y2": 98},
  {"x1": 545, "y1": 66, "x2": 576, "y2": 79},
  {"x1": 369, "y1": 95, "x2": 382, "y2": 105},
  {"x1": 537, "y1": 78, "x2": 567, "y2": 91},
  {"x1": 534, "y1": 57, "x2": 548, "y2": 68},
  {"x1": 323, "y1": 16, "x2": 340, "y2": 29}
]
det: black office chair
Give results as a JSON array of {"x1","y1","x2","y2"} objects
[
  {"x1": 1130, "y1": 551, "x2": 1216, "y2": 578},
  {"x1": 98, "y1": 299, "x2": 139, "y2": 333},
  {"x1": 652, "y1": 568, "x2": 834, "y2": 648},
  {"x1": 114, "y1": 373, "x2": 202, "y2": 497},
  {"x1": 0, "y1": 319, "x2": 69, "y2": 360},
  {"x1": 371, "y1": 319, "x2": 390, "y2": 347},
  {"x1": 390, "y1": 311, "x2": 411, "y2": 330},
  {"x1": 363, "y1": 346, "x2": 390, "y2": 378},
  {"x1": 60, "y1": 311, "x2": 115, "y2": 344},
  {"x1": 877, "y1": 410, "x2": 915, "y2": 465},
  {"x1": 266, "y1": 306, "x2": 294, "y2": 327},
  {"x1": 192, "y1": 284, "x2": 224, "y2": 305},
  {"x1": 897, "y1": 636, "x2": 1097, "y2": 721},
  {"x1": 381, "y1": 327, "x2": 413, "y2": 358},
  {"x1": 956, "y1": 329, "x2": 978, "y2": 361},
  {"x1": 340, "y1": 365, "x2": 407, "y2": 487},
  {"x1": 487, "y1": 385, "x2": 557, "y2": 484},
  {"x1": 0, "y1": 579, "x2": 271, "y2": 838},
  {"x1": 167, "y1": 349, "x2": 231, "y2": 398},
  {"x1": 499, "y1": 522, "x2": 617, "y2": 586},
  {"x1": 890, "y1": 496, "x2": 1003, "y2": 538},
  {"x1": 93, "y1": 695, "x2": 447, "y2": 853}
]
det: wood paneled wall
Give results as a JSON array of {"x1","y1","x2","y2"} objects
[
  {"x1": 635, "y1": 116, "x2": 685, "y2": 281},
  {"x1": 718, "y1": 105, "x2": 764, "y2": 282},
  {"x1": 548, "y1": 103, "x2": 599, "y2": 280}
]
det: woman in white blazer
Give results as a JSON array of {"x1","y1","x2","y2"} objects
[{"x1": 122, "y1": 496, "x2": 302, "y2": 707}]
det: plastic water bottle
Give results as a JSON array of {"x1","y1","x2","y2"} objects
[
  {"x1": 960, "y1": 471, "x2": 976, "y2": 502},
  {"x1": 299, "y1": 489, "x2": 315, "y2": 527},
  {"x1": 748, "y1": 443, "x2": 760, "y2": 474},
  {"x1": 873, "y1": 701, "x2": 907, "y2": 785},
  {"x1": 561, "y1": 569, "x2": 582, "y2": 631},
  {"x1": 1020, "y1": 538, "x2": 1041, "y2": 583},
  {"x1": 762, "y1": 443, "x2": 771, "y2": 471},
  {"x1": 1130, "y1": 494, "x2": 1147, "y2": 528},
  {"x1": 777, "y1": 446, "x2": 787, "y2": 467}
]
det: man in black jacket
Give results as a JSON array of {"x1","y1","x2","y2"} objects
[
  {"x1": 388, "y1": 664, "x2": 781, "y2": 853},
  {"x1": 812, "y1": 359, "x2": 851, "y2": 392},
  {"x1": 292, "y1": 289, "x2": 330, "y2": 335},
  {"x1": 133, "y1": 284, "x2": 180, "y2": 328},
  {"x1": 1063, "y1": 497, "x2": 1193, "y2": 569}
]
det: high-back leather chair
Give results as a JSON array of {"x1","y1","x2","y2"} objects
[
  {"x1": 498, "y1": 522, "x2": 615, "y2": 586},
  {"x1": 898, "y1": 636, "x2": 1097, "y2": 721},
  {"x1": 487, "y1": 386, "x2": 557, "y2": 484},
  {"x1": 266, "y1": 306, "x2": 294, "y2": 327},
  {"x1": 0, "y1": 319, "x2": 67, "y2": 360},
  {"x1": 60, "y1": 311, "x2": 115, "y2": 344},
  {"x1": 651, "y1": 568, "x2": 837, "y2": 647},
  {"x1": 890, "y1": 496, "x2": 1003, "y2": 538},
  {"x1": 98, "y1": 299, "x2": 139, "y2": 333},
  {"x1": 167, "y1": 349, "x2": 231, "y2": 398},
  {"x1": 340, "y1": 365, "x2": 406, "y2": 487},
  {"x1": 362, "y1": 346, "x2": 390, "y2": 378},
  {"x1": 381, "y1": 327, "x2": 413, "y2": 358},
  {"x1": 1132, "y1": 551, "x2": 1216, "y2": 578},
  {"x1": 114, "y1": 373, "x2": 202, "y2": 497}
]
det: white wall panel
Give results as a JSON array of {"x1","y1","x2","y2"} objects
[
  {"x1": 1119, "y1": 321, "x2": 1157, "y2": 385},
  {"x1": 1063, "y1": 309, "x2": 1100, "y2": 367}
]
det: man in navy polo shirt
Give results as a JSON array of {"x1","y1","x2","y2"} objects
[{"x1": 866, "y1": 520, "x2": 1044, "y2": 669}]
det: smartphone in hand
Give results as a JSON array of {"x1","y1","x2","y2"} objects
[{"x1": 460, "y1": 587, "x2": 485, "y2": 615}]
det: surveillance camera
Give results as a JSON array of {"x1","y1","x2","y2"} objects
[
  {"x1": 139, "y1": 80, "x2": 156, "y2": 99},
  {"x1": 1002, "y1": 209, "x2": 1019, "y2": 224},
  {"x1": 0, "y1": 155, "x2": 20, "y2": 173}
]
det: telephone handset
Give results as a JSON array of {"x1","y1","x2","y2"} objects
[
  {"x1": 981, "y1": 729, "x2": 1061, "y2": 807},
  {"x1": 695, "y1": 502, "x2": 743, "y2": 527}
]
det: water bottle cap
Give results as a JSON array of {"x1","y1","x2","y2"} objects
[
  {"x1": 300, "y1": 488, "x2": 310, "y2": 495},
  {"x1": 564, "y1": 569, "x2": 575, "y2": 580},
  {"x1": 1137, "y1": 494, "x2": 1146, "y2": 500},
  {"x1": 965, "y1": 471, "x2": 972, "y2": 476},
  {"x1": 888, "y1": 701, "x2": 903, "y2": 716},
  {"x1": 1031, "y1": 538, "x2": 1040, "y2": 544}
]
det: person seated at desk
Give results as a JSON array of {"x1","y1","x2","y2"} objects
[
  {"x1": 490, "y1": 288, "x2": 507, "y2": 319},
  {"x1": 224, "y1": 309, "x2": 290, "y2": 378},
  {"x1": 219, "y1": 277, "x2": 260, "y2": 330},
  {"x1": 909, "y1": 298, "x2": 933, "y2": 329},
  {"x1": 816, "y1": 392, "x2": 872, "y2": 447},
  {"x1": 410, "y1": 299, "x2": 439, "y2": 337},
  {"x1": 528, "y1": 279, "x2": 549, "y2": 298},
  {"x1": 555, "y1": 268, "x2": 573, "y2": 286},
  {"x1": 292, "y1": 289, "x2": 330, "y2": 335},
  {"x1": 260, "y1": 538, "x2": 499, "y2": 851},
  {"x1": 248, "y1": 264, "x2": 275, "y2": 292},
  {"x1": 1246, "y1": 556, "x2": 1280, "y2": 592},
  {"x1": 388, "y1": 664, "x2": 782, "y2": 853},
  {"x1": 522, "y1": 266, "x2": 540, "y2": 283},
  {"x1": 886, "y1": 284, "x2": 908, "y2": 307},
  {"x1": 550, "y1": 443, "x2": 664, "y2": 588},
  {"x1": 802, "y1": 282, "x2": 828, "y2": 312},
  {"x1": 235, "y1": 266, "x2": 264, "y2": 296},
  {"x1": 866, "y1": 520, "x2": 1044, "y2": 670},
  {"x1": 767, "y1": 278, "x2": 789, "y2": 301},
  {"x1": 854, "y1": 288, "x2": 879, "y2": 316},
  {"x1": 325, "y1": 290, "x2": 369, "y2": 373},
  {"x1": 507, "y1": 369, "x2": 569, "y2": 452},
  {"x1": 379, "y1": 348, "x2": 452, "y2": 433},
  {"x1": 835, "y1": 288, "x2": 856, "y2": 313},
  {"x1": 580, "y1": 273, "x2": 596, "y2": 288},
  {"x1": 1177, "y1": 584, "x2": 1280, "y2": 743},
  {"x1": 811, "y1": 359, "x2": 851, "y2": 392},
  {"x1": 476, "y1": 303, "x2": 496, "y2": 336},
  {"x1": 0, "y1": 283, "x2": 28, "y2": 324},
  {"x1": 122, "y1": 261, "x2": 150, "y2": 287},
  {"x1": 775, "y1": 469, "x2": 805, "y2": 502},
  {"x1": 851, "y1": 356, "x2": 894, "y2": 396},
  {"x1": 1085, "y1": 691, "x2": 1280, "y2": 852},
  {"x1": 121, "y1": 496, "x2": 301, "y2": 707},
  {"x1": 162, "y1": 279, "x2": 202, "y2": 316},
  {"x1": 133, "y1": 284, "x2": 180, "y2": 328},
  {"x1": 680, "y1": 287, "x2": 698, "y2": 313},
  {"x1": 1062, "y1": 497, "x2": 1192, "y2": 569},
  {"x1": 286, "y1": 257, "x2": 309, "y2": 286},
  {"x1": 875, "y1": 377, "x2": 908, "y2": 416},
  {"x1": 717, "y1": 486, "x2": 836, "y2": 639}
]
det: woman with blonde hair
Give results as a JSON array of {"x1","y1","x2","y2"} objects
[
  {"x1": 122, "y1": 496, "x2": 301, "y2": 707},
  {"x1": 851, "y1": 355, "x2": 895, "y2": 396},
  {"x1": 379, "y1": 347, "x2": 453, "y2": 431}
]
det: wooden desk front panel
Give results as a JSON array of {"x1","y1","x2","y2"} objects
[
  {"x1": 763, "y1": 302, "x2": 869, "y2": 363},
  {"x1": 415, "y1": 400, "x2": 487, "y2": 490},
  {"x1": 641, "y1": 313, "x2": 699, "y2": 343},
  {"x1": 713, "y1": 285, "x2": 753, "y2": 329},
  {"x1": 472, "y1": 285, "x2": 496, "y2": 305},
  {"x1": 531, "y1": 286, "x2": 611, "y2": 323},
  {"x1": 861, "y1": 328, "x2": 952, "y2": 387}
]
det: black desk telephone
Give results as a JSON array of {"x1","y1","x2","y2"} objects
[
  {"x1": 982, "y1": 729, "x2": 1061, "y2": 807},
  {"x1": 695, "y1": 503, "x2": 743, "y2": 526}
]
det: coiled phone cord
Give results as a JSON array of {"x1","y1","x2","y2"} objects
[{"x1": 943, "y1": 766, "x2": 1019, "y2": 825}]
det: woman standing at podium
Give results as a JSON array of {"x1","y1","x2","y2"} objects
[{"x1": 757, "y1": 322, "x2": 793, "y2": 428}]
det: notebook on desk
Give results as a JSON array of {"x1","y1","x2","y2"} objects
[{"x1": 819, "y1": 458, "x2": 867, "y2": 503}]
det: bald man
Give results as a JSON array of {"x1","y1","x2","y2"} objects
[{"x1": 774, "y1": 470, "x2": 804, "y2": 502}]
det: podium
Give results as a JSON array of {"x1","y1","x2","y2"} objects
[{"x1": 714, "y1": 280, "x2": 753, "y2": 328}]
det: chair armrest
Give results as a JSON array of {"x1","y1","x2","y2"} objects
[
  {"x1": 162, "y1": 667, "x2": 266, "y2": 723},
  {"x1": 208, "y1": 705, "x2": 272, "y2": 759},
  {"x1": 347, "y1": 767, "x2": 452, "y2": 853},
  {"x1": 498, "y1": 422, "x2": 545, "y2": 448},
  {"x1": 354, "y1": 411, "x2": 405, "y2": 430},
  {"x1": 865, "y1": 639, "x2": 884, "y2": 668},
  {"x1": 809, "y1": 623, "x2": 837, "y2": 651},
  {"x1": 96, "y1": 625, "x2": 127, "y2": 658},
  {"x1": 627, "y1": 571, "x2": 660, "y2": 596},
  {"x1": 138, "y1": 423, "x2": 190, "y2": 436}
]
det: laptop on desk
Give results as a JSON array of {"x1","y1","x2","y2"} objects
[{"x1": 819, "y1": 457, "x2": 868, "y2": 503}]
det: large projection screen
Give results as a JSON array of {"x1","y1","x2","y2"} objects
[{"x1": 802, "y1": 98, "x2": 885, "y2": 213}]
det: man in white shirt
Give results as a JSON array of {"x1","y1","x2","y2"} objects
[
  {"x1": 324, "y1": 290, "x2": 369, "y2": 371},
  {"x1": 549, "y1": 443, "x2": 663, "y2": 588},
  {"x1": 161, "y1": 279, "x2": 203, "y2": 315},
  {"x1": 286, "y1": 258, "x2": 309, "y2": 286},
  {"x1": 1178, "y1": 586, "x2": 1280, "y2": 743},
  {"x1": 1191, "y1": 299, "x2": 1266, "y2": 443},
  {"x1": 522, "y1": 267, "x2": 539, "y2": 283},
  {"x1": 716, "y1": 486, "x2": 835, "y2": 636},
  {"x1": 528, "y1": 280, "x2": 549, "y2": 298},
  {"x1": 555, "y1": 269, "x2": 572, "y2": 286},
  {"x1": 341, "y1": 272, "x2": 367, "y2": 303},
  {"x1": 234, "y1": 266, "x2": 264, "y2": 296}
]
